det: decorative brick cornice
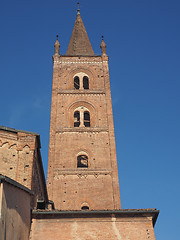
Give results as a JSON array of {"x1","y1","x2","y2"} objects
[
  {"x1": 54, "y1": 60, "x2": 108, "y2": 64},
  {"x1": 57, "y1": 90, "x2": 105, "y2": 95},
  {"x1": 56, "y1": 127, "x2": 108, "y2": 133},
  {"x1": 55, "y1": 169, "x2": 111, "y2": 176}
]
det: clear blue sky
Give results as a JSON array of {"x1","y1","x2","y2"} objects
[{"x1": 0, "y1": 1, "x2": 179, "y2": 239}]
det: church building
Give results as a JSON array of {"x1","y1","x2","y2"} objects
[{"x1": 0, "y1": 7, "x2": 159, "y2": 240}]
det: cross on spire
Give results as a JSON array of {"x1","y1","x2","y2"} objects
[{"x1": 77, "y1": 2, "x2": 80, "y2": 14}]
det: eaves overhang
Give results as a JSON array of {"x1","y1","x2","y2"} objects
[{"x1": 32, "y1": 209, "x2": 159, "y2": 227}]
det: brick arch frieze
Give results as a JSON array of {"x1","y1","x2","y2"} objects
[
  {"x1": 0, "y1": 142, "x2": 18, "y2": 150},
  {"x1": 18, "y1": 144, "x2": 31, "y2": 152},
  {"x1": 0, "y1": 141, "x2": 10, "y2": 148},
  {"x1": 9, "y1": 143, "x2": 17, "y2": 149},
  {"x1": 0, "y1": 142, "x2": 18, "y2": 151}
]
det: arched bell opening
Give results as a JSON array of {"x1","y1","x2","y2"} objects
[
  {"x1": 74, "y1": 111, "x2": 80, "y2": 127},
  {"x1": 74, "y1": 76, "x2": 80, "y2": 89},
  {"x1": 83, "y1": 76, "x2": 89, "y2": 89}
]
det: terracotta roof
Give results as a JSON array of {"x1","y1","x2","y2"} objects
[{"x1": 66, "y1": 13, "x2": 94, "y2": 56}]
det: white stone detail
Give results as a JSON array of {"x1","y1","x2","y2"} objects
[
  {"x1": 54, "y1": 61, "x2": 108, "y2": 64},
  {"x1": 112, "y1": 216, "x2": 122, "y2": 240}
]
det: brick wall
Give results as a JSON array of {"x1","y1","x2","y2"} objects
[
  {"x1": 30, "y1": 211, "x2": 157, "y2": 240},
  {"x1": 47, "y1": 55, "x2": 121, "y2": 210},
  {"x1": 0, "y1": 128, "x2": 47, "y2": 208}
]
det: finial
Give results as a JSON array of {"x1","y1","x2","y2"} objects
[
  {"x1": 100, "y1": 35, "x2": 107, "y2": 56},
  {"x1": 54, "y1": 35, "x2": 60, "y2": 55},
  {"x1": 77, "y1": 2, "x2": 80, "y2": 15}
]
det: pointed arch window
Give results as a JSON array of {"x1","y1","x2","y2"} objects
[
  {"x1": 83, "y1": 76, "x2": 89, "y2": 89},
  {"x1": 77, "y1": 154, "x2": 88, "y2": 168},
  {"x1": 74, "y1": 76, "x2": 80, "y2": 89},
  {"x1": 84, "y1": 111, "x2": 90, "y2": 127},
  {"x1": 74, "y1": 111, "x2": 80, "y2": 127}
]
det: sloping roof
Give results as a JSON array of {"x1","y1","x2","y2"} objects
[
  {"x1": 0, "y1": 125, "x2": 39, "y2": 136},
  {"x1": 0, "y1": 174, "x2": 33, "y2": 195},
  {"x1": 66, "y1": 13, "x2": 94, "y2": 56}
]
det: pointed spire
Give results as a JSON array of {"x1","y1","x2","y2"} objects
[
  {"x1": 66, "y1": 10, "x2": 94, "y2": 56},
  {"x1": 100, "y1": 36, "x2": 107, "y2": 56},
  {"x1": 54, "y1": 35, "x2": 60, "y2": 55}
]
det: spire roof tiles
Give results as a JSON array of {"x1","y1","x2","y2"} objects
[{"x1": 66, "y1": 13, "x2": 94, "y2": 56}]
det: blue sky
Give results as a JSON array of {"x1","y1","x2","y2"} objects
[{"x1": 0, "y1": 0, "x2": 180, "y2": 239}]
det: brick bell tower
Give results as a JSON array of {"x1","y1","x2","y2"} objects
[{"x1": 47, "y1": 9, "x2": 121, "y2": 211}]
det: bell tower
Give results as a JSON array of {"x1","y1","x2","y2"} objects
[{"x1": 47, "y1": 10, "x2": 121, "y2": 210}]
